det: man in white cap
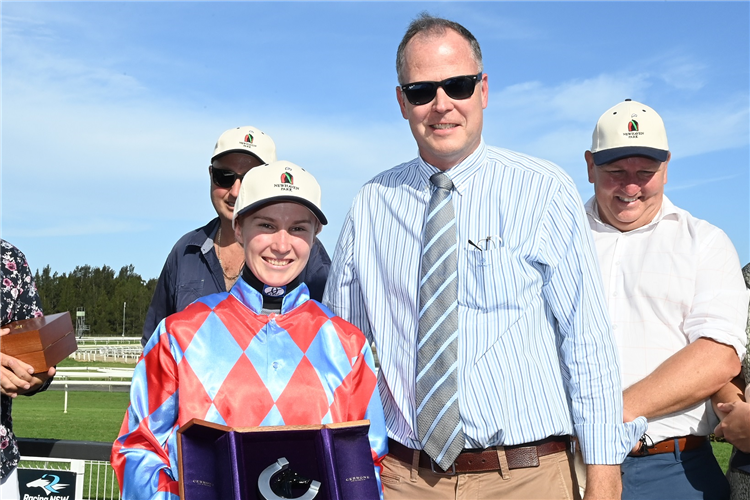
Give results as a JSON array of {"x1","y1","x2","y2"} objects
[
  {"x1": 141, "y1": 126, "x2": 331, "y2": 345},
  {"x1": 584, "y1": 99, "x2": 748, "y2": 499}
]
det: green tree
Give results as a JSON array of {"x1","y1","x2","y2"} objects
[{"x1": 33, "y1": 264, "x2": 156, "y2": 337}]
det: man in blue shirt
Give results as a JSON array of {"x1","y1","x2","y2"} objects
[
  {"x1": 142, "y1": 126, "x2": 330, "y2": 345},
  {"x1": 324, "y1": 13, "x2": 643, "y2": 500}
]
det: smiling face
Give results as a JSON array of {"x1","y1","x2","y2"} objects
[
  {"x1": 234, "y1": 202, "x2": 320, "y2": 287},
  {"x1": 396, "y1": 29, "x2": 488, "y2": 171},
  {"x1": 210, "y1": 152, "x2": 265, "y2": 224},
  {"x1": 586, "y1": 151, "x2": 670, "y2": 232}
]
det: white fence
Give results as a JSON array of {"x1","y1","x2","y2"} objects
[
  {"x1": 52, "y1": 367, "x2": 133, "y2": 397},
  {"x1": 71, "y1": 346, "x2": 142, "y2": 364}
]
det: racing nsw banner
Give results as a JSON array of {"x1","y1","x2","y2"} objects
[{"x1": 17, "y1": 469, "x2": 77, "y2": 500}]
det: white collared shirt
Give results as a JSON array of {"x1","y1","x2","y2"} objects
[{"x1": 585, "y1": 195, "x2": 749, "y2": 442}]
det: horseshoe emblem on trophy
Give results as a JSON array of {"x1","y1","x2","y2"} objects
[{"x1": 257, "y1": 457, "x2": 321, "y2": 500}]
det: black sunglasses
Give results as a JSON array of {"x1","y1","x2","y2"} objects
[
  {"x1": 211, "y1": 167, "x2": 246, "y2": 189},
  {"x1": 400, "y1": 72, "x2": 482, "y2": 106}
]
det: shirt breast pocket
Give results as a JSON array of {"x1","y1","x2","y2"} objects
[
  {"x1": 463, "y1": 247, "x2": 530, "y2": 314},
  {"x1": 176, "y1": 279, "x2": 206, "y2": 311}
]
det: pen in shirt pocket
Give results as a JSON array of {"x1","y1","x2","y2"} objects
[
  {"x1": 468, "y1": 239, "x2": 483, "y2": 251},
  {"x1": 468, "y1": 236, "x2": 502, "y2": 251}
]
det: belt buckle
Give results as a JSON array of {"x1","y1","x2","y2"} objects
[{"x1": 430, "y1": 459, "x2": 457, "y2": 476}]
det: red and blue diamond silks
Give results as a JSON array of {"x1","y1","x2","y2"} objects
[{"x1": 111, "y1": 279, "x2": 387, "y2": 500}]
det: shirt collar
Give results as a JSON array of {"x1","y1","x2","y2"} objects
[
  {"x1": 585, "y1": 194, "x2": 681, "y2": 233},
  {"x1": 185, "y1": 217, "x2": 220, "y2": 254},
  {"x1": 416, "y1": 138, "x2": 487, "y2": 195},
  {"x1": 230, "y1": 275, "x2": 310, "y2": 315}
]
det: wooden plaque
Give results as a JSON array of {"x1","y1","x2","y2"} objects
[{"x1": 1, "y1": 312, "x2": 77, "y2": 372}]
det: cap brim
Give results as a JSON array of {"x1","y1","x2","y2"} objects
[
  {"x1": 211, "y1": 149, "x2": 265, "y2": 163},
  {"x1": 592, "y1": 146, "x2": 669, "y2": 166},
  {"x1": 234, "y1": 196, "x2": 328, "y2": 226}
]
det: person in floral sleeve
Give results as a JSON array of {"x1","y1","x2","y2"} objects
[{"x1": 0, "y1": 240, "x2": 55, "y2": 500}]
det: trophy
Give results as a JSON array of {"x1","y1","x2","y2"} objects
[
  {"x1": 257, "y1": 457, "x2": 320, "y2": 500},
  {"x1": 178, "y1": 419, "x2": 380, "y2": 500}
]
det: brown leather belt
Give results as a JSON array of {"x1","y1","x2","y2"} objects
[
  {"x1": 388, "y1": 436, "x2": 569, "y2": 474},
  {"x1": 629, "y1": 435, "x2": 707, "y2": 457}
]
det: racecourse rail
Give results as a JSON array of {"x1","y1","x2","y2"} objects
[{"x1": 69, "y1": 337, "x2": 143, "y2": 365}]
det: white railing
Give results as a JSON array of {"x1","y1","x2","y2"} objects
[
  {"x1": 71, "y1": 346, "x2": 142, "y2": 364},
  {"x1": 83, "y1": 460, "x2": 121, "y2": 500},
  {"x1": 52, "y1": 368, "x2": 133, "y2": 402},
  {"x1": 76, "y1": 337, "x2": 141, "y2": 345},
  {"x1": 55, "y1": 367, "x2": 135, "y2": 380}
]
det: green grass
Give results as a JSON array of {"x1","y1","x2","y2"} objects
[
  {"x1": 712, "y1": 440, "x2": 733, "y2": 474},
  {"x1": 57, "y1": 358, "x2": 137, "y2": 369},
  {"x1": 12, "y1": 390, "x2": 130, "y2": 442}
]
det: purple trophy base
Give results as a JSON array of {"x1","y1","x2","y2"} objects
[{"x1": 178, "y1": 420, "x2": 379, "y2": 500}]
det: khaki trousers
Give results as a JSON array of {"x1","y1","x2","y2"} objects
[{"x1": 380, "y1": 449, "x2": 580, "y2": 500}]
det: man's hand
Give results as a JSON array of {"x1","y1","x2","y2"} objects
[
  {"x1": 714, "y1": 401, "x2": 750, "y2": 453},
  {"x1": 0, "y1": 327, "x2": 55, "y2": 397},
  {"x1": 583, "y1": 464, "x2": 621, "y2": 500}
]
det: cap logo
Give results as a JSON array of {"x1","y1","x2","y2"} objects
[
  {"x1": 273, "y1": 166, "x2": 301, "y2": 193},
  {"x1": 622, "y1": 113, "x2": 644, "y2": 140},
  {"x1": 244, "y1": 133, "x2": 254, "y2": 144}
]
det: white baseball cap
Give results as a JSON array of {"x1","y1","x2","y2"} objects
[
  {"x1": 211, "y1": 126, "x2": 278, "y2": 164},
  {"x1": 232, "y1": 160, "x2": 328, "y2": 228},
  {"x1": 590, "y1": 99, "x2": 669, "y2": 165}
]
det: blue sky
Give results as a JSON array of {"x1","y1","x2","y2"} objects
[{"x1": 2, "y1": 1, "x2": 748, "y2": 280}]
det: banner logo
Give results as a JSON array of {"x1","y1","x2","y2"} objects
[
  {"x1": 26, "y1": 473, "x2": 69, "y2": 495},
  {"x1": 263, "y1": 285, "x2": 286, "y2": 297}
]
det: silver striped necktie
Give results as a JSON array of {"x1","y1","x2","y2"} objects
[{"x1": 416, "y1": 171, "x2": 465, "y2": 471}]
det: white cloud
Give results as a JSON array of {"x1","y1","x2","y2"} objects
[
  {"x1": 667, "y1": 173, "x2": 743, "y2": 193},
  {"x1": 485, "y1": 74, "x2": 648, "y2": 178},
  {"x1": 646, "y1": 51, "x2": 708, "y2": 92},
  {"x1": 3, "y1": 1, "x2": 747, "y2": 273},
  {"x1": 484, "y1": 69, "x2": 748, "y2": 176},
  {"x1": 667, "y1": 101, "x2": 749, "y2": 158}
]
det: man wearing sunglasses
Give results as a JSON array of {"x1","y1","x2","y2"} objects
[
  {"x1": 324, "y1": 13, "x2": 643, "y2": 500},
  {"x1": 141, "y1": 126, "x2": 330, "y2": 346}
]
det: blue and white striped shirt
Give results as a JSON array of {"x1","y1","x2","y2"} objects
[{"x1": 324, "y1": 140, "x2": 645, "y2": 464}]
